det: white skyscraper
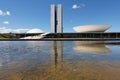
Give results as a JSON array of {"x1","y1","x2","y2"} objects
[
  {"x1": 50, "y1": 4, "x2": 63, "y2": 33},
  {"x1": 50, "y1": 4, "x2": 57, "y2": 33},
  {"x1": 57, "y1": 4, "x2": 63, "y2": 33}
]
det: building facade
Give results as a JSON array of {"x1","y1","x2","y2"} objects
[{"x1": 50, "y1": 4, "x2": 63, "y2": 33}]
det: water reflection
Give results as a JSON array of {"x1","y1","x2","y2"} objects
[
  {"x1": 74, "y1": 41, "x2": 111, "y2": 54},
  {"x1": 0, "y1": 41, "x2": 120, "y2": 80},
  {"x1": 51, "y1": 41, "x2": 63, "y2": 72}
]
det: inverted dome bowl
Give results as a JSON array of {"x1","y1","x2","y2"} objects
[{"x1": 73, "y1": 25, "x2": 111, "y2": 32}]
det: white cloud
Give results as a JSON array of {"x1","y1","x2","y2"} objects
[
  {"x1": 0, "y1": 10, "x2": 11, "y2": 16},
  {"x1": 0, "y1": 27, "x2": 44, "y2": 33},
  {"x1": 6, "y1": 11, "x2": 11, "y2": 16},
  {"x1": 12, "y1": 29, "x2": 30, "y2": 33},
  {"x1": 72, "y1": 4, "x2": 80, "y2": 9},
  {"x1": 0, "y1": 10, "x2": 3, "y2": 16},
  {"x1": 72, "y1": 4, "x2": 86, "y2": 9},
  {"x1": 0, "y1": 27, "x2": 29, "y2": 33},
  {"x1": 0, "y1": 27, "x2": 11, "y2": 33},
  {"x1": 3, "y1": 21, "x2": 9, "y2": 24}
]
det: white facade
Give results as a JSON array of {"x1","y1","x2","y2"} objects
[
  {"x1": 50, "y1": 4, "x2": 57, "y2": 33},
  {"x1": 73, "y1": 25, "x2": 111, "y2": 32},
  {"x1": 57, "y1": 4, "x2": 63, "y2": 33},
  {"x1": 50, "y1": 4, "x2": 63, "y2": 33}
]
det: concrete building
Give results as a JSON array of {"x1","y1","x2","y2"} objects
[
  {"x1": 26, "y1": 29, "x2": 43, "y2": 33},
  {"x1": 50, "y1": 4, "x2": 63, "y2": 33},
  {"x1": 73, "y1": 25, "x2": 111, "y2": 32},
  {"x1": 51, "y1": 4, "x2": 57, "y2": 33},
  {"x1": 57, "y1": 4, "x2": 63, "y2": 33}
]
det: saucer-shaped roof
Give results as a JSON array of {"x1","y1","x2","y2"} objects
[
  {"x1": 73, "y1": 25, "x2": 111, "y2": 32},
  {"x1": 26, "y1": 28, "x2": 43, "y2": 33}
]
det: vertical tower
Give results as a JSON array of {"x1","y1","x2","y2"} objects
[
  {"x1": 50, "y1": 4, "x2": 63, "y2": 33},
  {"x1": 57, "y1": 4, "x2": 63, "y2": 33},
  {"x1": 50, "y1": 4, "x2": 57, "y2": 33}
]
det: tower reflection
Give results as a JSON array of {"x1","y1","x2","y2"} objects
[{"x1": 51, "y1": 41, "x2": 63, "y2": 72}]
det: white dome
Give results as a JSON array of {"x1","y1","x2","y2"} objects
[
  {"x1": 73, "y1": 25, "x2": 111, "y2": 32},
  {"x1": 26, "y1": 28, "x2": 43, "y2": 33}
]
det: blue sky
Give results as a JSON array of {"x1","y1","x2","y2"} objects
[{"x1": 0, "y1": 0, "x2": 120, "y2": 33}]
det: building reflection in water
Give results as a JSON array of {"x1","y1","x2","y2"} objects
[
  {"x1": 51, "y1": 41, "x2": 63, "y2": 72},
  {"x1": 73, "y1": 41, "x2": 111, "y2": 54},
  {"x1": 0, "y1": 41, "x2": 120, "y2": 80}
]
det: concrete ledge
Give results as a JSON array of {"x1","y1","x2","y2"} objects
[{"x1": 0, "y1": 38, "x2": 120, "y2": 41}]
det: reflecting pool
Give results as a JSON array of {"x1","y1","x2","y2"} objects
[{"x1": 0, "y1": 41, "x2": 120, "y2": 80}]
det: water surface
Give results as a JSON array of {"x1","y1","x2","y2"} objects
[{"x1": 0, "y1": 41, "x2": 120, "y2": 80}]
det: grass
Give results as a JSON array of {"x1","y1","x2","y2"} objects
[{"x1": 0, "y1": 34, "x2": 12, "y2": 39}]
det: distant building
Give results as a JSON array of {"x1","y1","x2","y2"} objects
[
  {"x1": 26, "y1": 29, "x2": 43, "y2": 33},
  {"x1": 50, "y1": 4, "x2": 63, "y2": 33},
  {"x1": 50, "y1": 4, "x2": 57, "y2": 33},
  {"x1": 73, "y1": 25, "x2": 111, "y2": 32},
  {"x1": 57, "y1": 4, "x2": 63, "y2": 33}
]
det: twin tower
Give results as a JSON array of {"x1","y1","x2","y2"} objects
[{"x1": 51, "y1": 4, "x2": 63, "y2": 33}]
